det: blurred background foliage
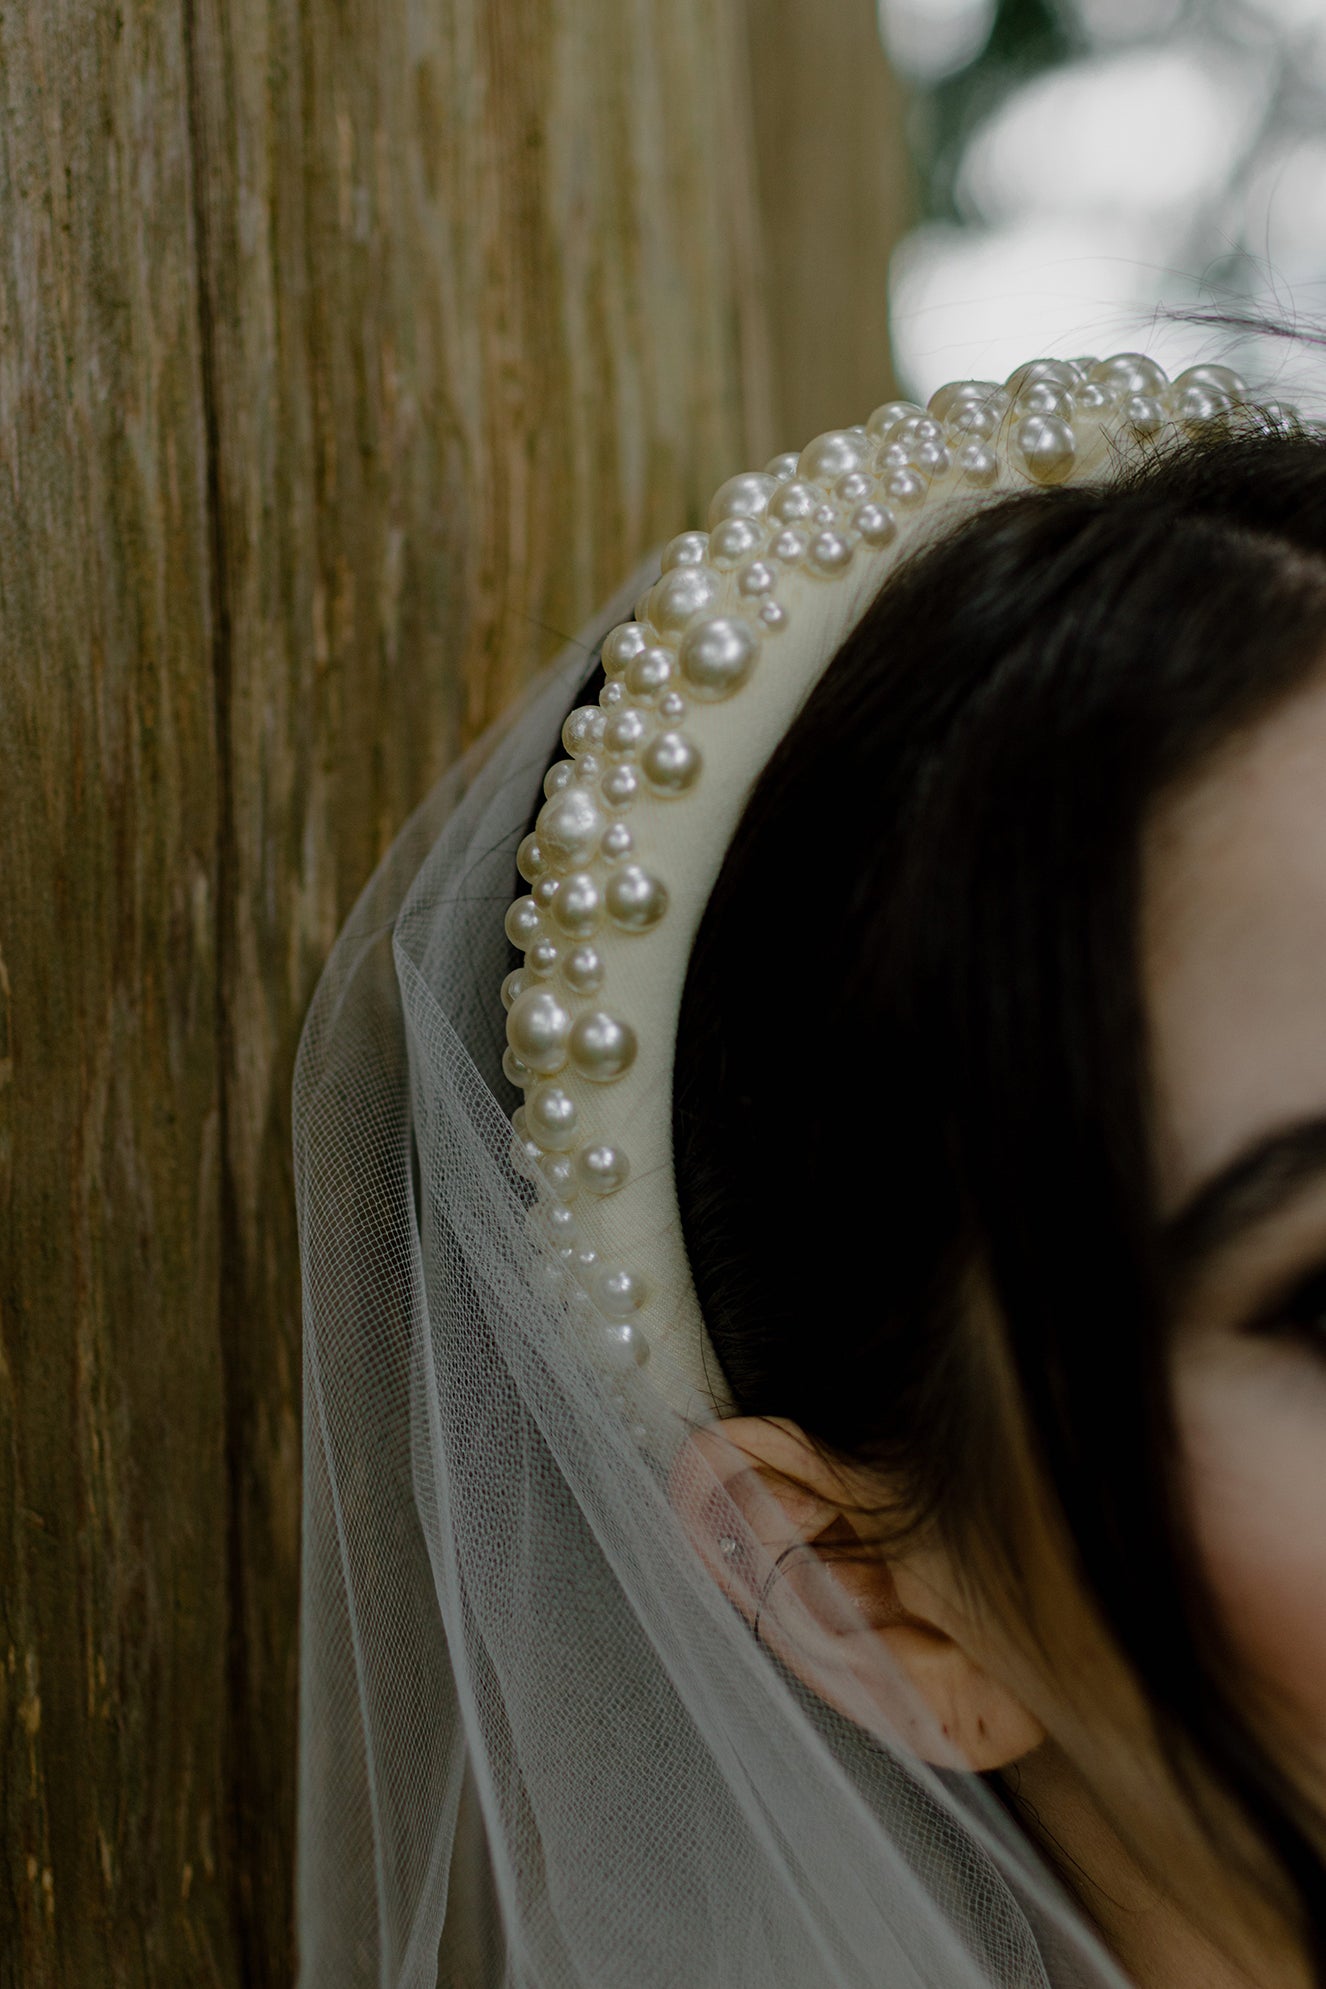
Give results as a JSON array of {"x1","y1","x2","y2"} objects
[{"x1": 876, "y1": 0, "x2": 1326, "y2": 403}]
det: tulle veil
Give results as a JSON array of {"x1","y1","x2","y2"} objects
[{"x1": 292, "y1": 564, "x2": 1131, "y2": 1989}]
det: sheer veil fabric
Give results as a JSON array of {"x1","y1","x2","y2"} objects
[{"x1": 294, "y1": 564, "x2": 1130, "y2": 1989}]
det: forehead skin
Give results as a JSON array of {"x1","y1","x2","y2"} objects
[{"x1": 1144, "y1": 668, "x2": 1326, "y2": 1216}]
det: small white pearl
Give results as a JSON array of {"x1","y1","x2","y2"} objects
[
  {"x1": 679, "y1": 616, "x2": 758, "y2": 700},
  {"x1": 763, "y1": 451, "x2": 800, "y2": 481},
  {"x1": 551, "y1": 871, "x2": 602, "y2": 938},
  {"x1": 1174, "y1": 362, "x2": 1245, "y2": 401},
  {"x1": 852, "y1": 502, "x2": 896, "y2": 547},
  {"x1": 600, "y1": 764, "x2": 640, "y2": 810},
  {"x1": 807, "y1": 531, "x2": 852, "y2": 576},
  {"x1": 569, "y1": 1010, "x2": 638, "y2": 1082},
  {"x1": 642, "y1": 731, "x2": 701, "y2": 795},
  {"x1": 561, "y1": 944, "x2": 605, "y2": 995},
  {"x1": 516, "y1": 834, "x2": 546, "y2": 882},
  {"x1": 598, "y1": 1320, "x2": 650, "y2": 1370},
  {"x1": 646, "y1": 565, "x2": 722, "y2": 634},
  {"x1": 525, "y1": 1083, "x2": 579, "y2": 1151},
  {"x1": 883, "y1": 469, "x2": 925, "y2": 509},
  {"x1": 504, "y1": 896, "x2": 542, "y2": 950},
  {"x1": 539, "y1": 1152, "x2": 579, "y2": 1201},
  {"x1": 603, "y1": 708, "x2": 649, "y2": 759},
  {"x1": 1015, "y1": 381, "x2": 1072, "y2": 418},
  {"x1": 834, "y1": 471, "x2": 873, "y2": 504},
  {"x1": 813, "y1": 503, "x2": 837, "y2": 526},
  {"x1": 624, "y1": 646, "x2": 674, "y2": 702},
  {"x1": 768, "y1": 479, "x2": 820, "y2": 525},
  {"x1": 798, "y1": 430, "x2": 867, "y2": 482},
  {"x1": 510, "y1": 1131, "x2": 541, "y2": 1180},
  {"x1": 945, "y1": 401, "x2": 999, "y2": 441},
  {"x1": 877, "y1": 441, "x2": 909, "y2": 470},
  {"x1": 533, "y1": 875, "x2": 558, "y2": 909},
  {"x1": 660, "y1": 530, "x2": 709, "y2": 570},
  {"x1": 601, "y1": 623, "x2": 649, "y2": 677},
  {"x1": 866, "y1": 399, "x2": 923, "y2": 440},
  {"x1": 737, "y1": 559, "x2": 776, "y2": 598},
  {"x1": 657, "y1": 689, "x2": 688, "y2": 722},
  {"x1": 543, "y1": 761, "x2": 574, "y2": 799},
  {"x1": 708, "y1": 517, "x2": 763, "y2": 568},
  {"x1": 573, "y1": 751, "x2": 603, "y2": 785},
  {"x1": 562, "y1": 705, "x2": 606, "y2": 756},
  {"x1": 600, "y1": 821, "x2": 635, "y2": 863},
  {"x1": 1121, "y1": 393, "x2": 1165, "y2": 437},
  {"x1": 891, "y1": 414, "x2": 944, "y2": 449},
  {"x1": 507, "y1": 986, "x2": 573, "y2": 1073},
  {"x1": 526, "y1": 935, "x2": 559, "y2": 979},
  {"x1": 512, "y1": 1105, "x2": 529, "y2": 1141},
  {"x1": 958, "y1": 442, "x2": 998, "y2": 488},
  {"x1": 590, "y1": 1263, "x2": 649, "y2": 1321},
  {"x1": 576, "y1": 1142, "x2": 630, "y2": 1196},
  {"x1": 599, "y1": 679, "x2": 626, "y2": 709},
  {"x1": 1173, "y1": 383, "x2": 1232, "y2": 429},
  {"x1": 530, "y1": 1199, "x2": 579, "y2": 1250},
  {"x1": 1071, "y1": 382, "x2": 1111, "y2": 414},
  {"x1": 606, "y1": 864, "x2": 669, "y2": 932},
  {"x1": 537, "y1": 786, "x2": 605, "y2": 867},
  {"x1": 910, "y1": 440, "x2": 950, "y2": 476},
  {"x1": 770, "y1": 528, "x2": 807, "y2": 565},
  {"x1": 758, "y1": 600, "x2": 788, "y2": 631},
  {"x1": 501, "y1": 968, "x2": 528, "y2": 1011},
  {"x1": 927, "y1": 379, "x2": 1003, "y2": 423},
  {"x1": 707, "y1": 471, "x2": 777, "y2": 529},
  {"x1": 1016, "y1": 413, "x2": 1076, "y2": 485}
]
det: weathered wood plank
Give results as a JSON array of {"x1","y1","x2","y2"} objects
[
  {"x1": 183, "y1": 0, "x2": 773, "y2": 1975},
  {"x1": 0, "y1": 4, "x2": 235, "y2": 1984}
]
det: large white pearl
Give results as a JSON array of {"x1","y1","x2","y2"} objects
[
  {"x1": 707, "y1": 471, "x2": 777, "y2": 529},
  {"x1": 525, "y1": 1083, "x2": 579, "y2": 1151},
  {"x1": 1005, "y1": 358, "x2": 1081, "y2": 396},
  {"x1": 1173, "y1": 383, "x2": 1232, "y2": 429},
  {"x1": 764, "y1": 451, "x2": 800, "y2": 481},
  {"x1": 1089, "y1": 352, "x2": 1168, "y2": 399},
  {"x1": 562, "y1": 705, "x2": 606, "y2": 757},
  {"x1": 575, "y1": 1142, "x2": 630, "y2": 1195},
  {"x1": 590, "y1": 1263, "x2": 649, "y2": 1321},
  {"x1": 866, "y1": 399, "x2": 923, "y2": 439},
  {"x1": 507, "y1": 986, "x2": 573, "y2": 1073},
  {"x1": 569, "y1": 1010, "x2": 637, "y2": 1081},
  {"x1": 660, "y1": 530, "x2": 709, "y2": 570},
  {"x1": 504, "y1": 895, "x2": 542, "y2": 950},
  {"x1": 1016, "y1": 413, "x2": 1076, "y2": 484},
  {"x1": 679, "y1": 616, "x2": 758, "y2": 700},
  {"x1": 625, "y1": 646, "x2": 674, "y2": 702},
  {"x1": 646, "y1": 565, "x2": 721, "y2": 635},
  {"x1": 551, "y1": 871, "x2": 602, "y2": 938},
  {"x1": 852, "y1": 502, "x2": 896, "y2": 547},
  {"x1": 600, "y1": 764, "x2": 640, "y2": 810},
  {"x1": 516, "y1": 833, "x2": 546, "y2": 882},
  {"x1": 526, "y1": 935, "x2": 559, "y2": 978},
  {"x1": 601, "y1": 622, "x2": 649, "y2": 677},
  {"x1": 928, "y1": 379, "x2": 1002, "y2": 423},
  {"x1": 537, "y1": 786, "x2": 605, "y2": 867},
  {"x1": 768, "y1": 479, "x2": 821, "y2": 525},
  {"x1": 708, "y1": 517, "x2": 763, "y2": 568},
  {"x1": 561, "y1": 944, "x2": 605, "y2": 995},
  {"x1": 603, "y1": 708, "x2": 649, "y2": 759},
  {"x1": 1174, "y1": 362, "x2": 1245, "y2": 401},
  {"x1": 606, "y1": 865, "x2": 668, "y2": 931},
  {"x1": 798, "y1": 430, "x2": 867, "y2": 482},
  {"x1": 643, "y1": 731, "x2": 701, "y2": 794},
  {"x1": 807, "y1": 530, "x2": 852, "y2": 576}
]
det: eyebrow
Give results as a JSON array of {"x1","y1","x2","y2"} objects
[{"x1": 1164, "y1": 1114, "x2": 1326, "y2": 1274}]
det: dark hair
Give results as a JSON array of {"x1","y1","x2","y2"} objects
[{"x1": 673, "y1": 428, "x2": 1326, "y2": 1969}]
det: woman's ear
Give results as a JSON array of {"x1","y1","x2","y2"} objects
[{"x1": 672, "y1": 1415, "x2": 1045, "y2": 1773}]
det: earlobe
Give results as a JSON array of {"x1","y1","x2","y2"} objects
[{"x1": 672, "y1": 1416, "x2": 1045, "y2": 1773}]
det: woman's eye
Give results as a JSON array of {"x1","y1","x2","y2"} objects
[{"x1": 1256, "y1": 1268, "x2": 1326, "y2": 1349}]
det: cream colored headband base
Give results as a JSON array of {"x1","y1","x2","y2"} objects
[{"x1": 498, "y1": 353, "x2": 1272, "y2": 1425}]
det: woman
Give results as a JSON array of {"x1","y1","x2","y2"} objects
[{"x1": 295, "y1": 355, "x2": 1325, "y2": 1987}]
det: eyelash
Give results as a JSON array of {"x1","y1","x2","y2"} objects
[{"x1": 1252, "y1": 1264, "x2": 1326, "y2": 1350}]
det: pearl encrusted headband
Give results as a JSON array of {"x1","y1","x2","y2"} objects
[{"x1": 501, "y1": 353, "x2": 1279, "y2": 1424}]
